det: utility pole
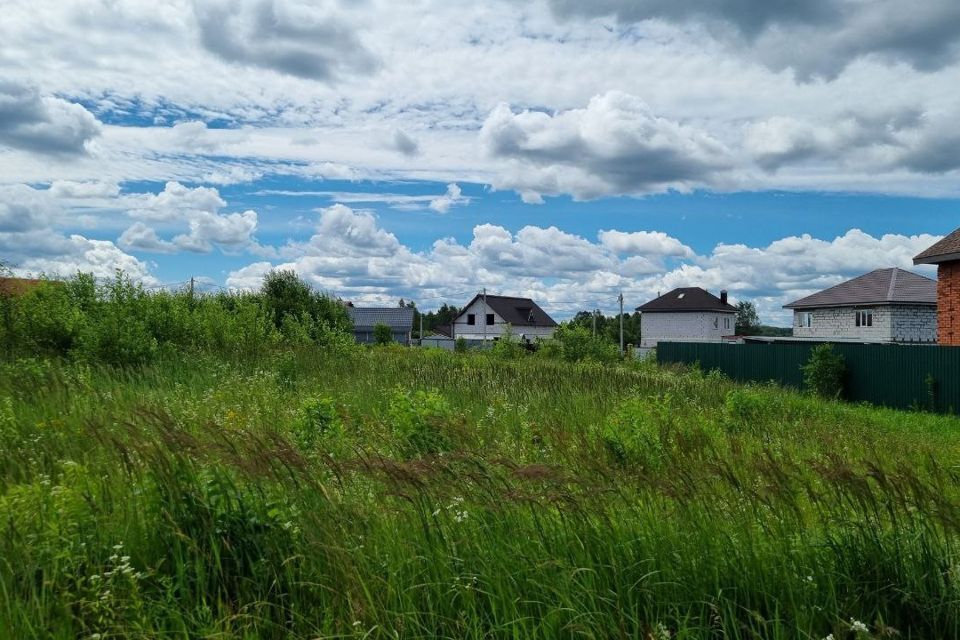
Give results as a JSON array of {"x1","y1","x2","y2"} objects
[
  {"x1": 618, "y1": 292, "x2": 624, "y2": 358},
  {"x1": 482, "y1": 287, "x2": 487, "y2": 346},
  {"x1": 592, "y1": 309, "x2": 597, "y2": 337},
  {"x1": 419, "y1": 311, "x2": 423, "y2": 346},
  {"x1": 189, "y1": 276, "x2": 195, "y2": 299}
]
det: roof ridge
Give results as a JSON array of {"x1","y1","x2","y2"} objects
[{"x1": 886, "y1": 267, "x2": 898, "y2": 302}]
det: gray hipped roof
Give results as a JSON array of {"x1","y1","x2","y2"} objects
[
  {"x1": 637, "y1": 287, "x2": 736, "y2": 313},
  {"x1": 783, "y1": 268, "x2": 936, "y2": 309},
  {"x1": 347, "y1": 307, "x2": 415, "y2": 331},
  {"x1": 914, "y1": 228, "x2": 960, "y2": 265}
]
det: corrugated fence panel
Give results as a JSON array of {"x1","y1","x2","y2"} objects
[{"x1": 657, "y1": 341, "x2": 960, "y2": 413}]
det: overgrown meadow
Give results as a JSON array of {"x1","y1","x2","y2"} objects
[{"x1": 2, "y1": 274, "x2": 960, "y2": 639}]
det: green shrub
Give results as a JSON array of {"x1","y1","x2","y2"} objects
[
  {"x1": 373, "y1": 323, "x2": 393, "y2": 345},
  {"x1": 600, "y1": 397, "x2": 665, "y2": 469},
  {"x1": 12, "y1": 280, "x2": 86, "y2": 355},
  {"x1": 802, "y1": 344, "x2": 846, "y2": 398},
  {"x1": 601, "y1": 394, "x2": 722, "y2": 469},
  {"x1": 534, "y1": 337, "x2": 562, "y2": 359},
  {"x1": 387, "y1": 388, "x2": 453, "y2": 457},
  {"x1": 293, "y1": 396, "x2": 342, "y2": 452},
  {"x1": 74, "y1": 273, "x2": 158, "y2": 366},
  {"x1": 455, "y1": 336, "x2": 467, "y2": 353},
  {"x1": 554, "y1": 325, "x2": 618, "y2": 363},
  {"x1": 491, "y1": 325, "x2": 524, "y2": 360},
  {"x1": 262, "y1": 269, "x2": 351, "y2": 333},
  {"x1": 280, "y1": 312, "x2": 314, "y2": 346}
]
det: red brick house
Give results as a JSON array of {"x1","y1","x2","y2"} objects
[{"x1": 914, "y1": 228, "x2": 960, "y2": 345}]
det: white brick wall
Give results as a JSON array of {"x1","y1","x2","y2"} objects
[
  {"x1": 890, "y1": 304, "x2": 938, "y2": 343},
  {"x1": 792, "y1": 304, "x2": 936, "y2": 343},
  {"x1": 640, "y1": 311, "x2": 736, "y2": 348}
]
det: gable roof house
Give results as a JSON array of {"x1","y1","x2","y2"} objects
[
  {"x1": 347, "y1": 307, "x2": 415, "y2": 345},
  {"x1": 914, "y1": 227, "x2": 960, "y2": 345},
  {"x1": 636, "y1": 287, "x2": 736, "y2": 349},
  {"x1": 452, "y1": 294, "x2": 557, "y2": 342},
  {"x1": 783, "y1": 268, "x2": 936, "y2": 343}
]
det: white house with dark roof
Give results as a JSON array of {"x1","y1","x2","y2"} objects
[
  {"x1": 637, "y1": 287, "x2": 737, "y2": 349},
  {"x1": 452, "y1": 294, "x2": 557, "y2": 342},
  {"x1": 347, "y1": 307, "x2": 415, "y2": 345},
  {"x1": 783, "y1": 268, "x2": 936, "y2": 343}
]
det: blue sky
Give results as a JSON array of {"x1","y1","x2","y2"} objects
[{"x1": 2, "y1": 0, "x2": 959, "y2": 323}]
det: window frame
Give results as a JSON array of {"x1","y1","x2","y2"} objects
[
  {"x1": 798, "y1": 312, "x2": 812, "y2": 328},
  {"x1": 486, "y1": 313, "x2": 495, "y2": 326},
  {"x1": 467, "y1": 313, "x2": 476, "y2": 326},
  {"x1": 855, "y1": 309, "x2": 873, "y2": 328}
]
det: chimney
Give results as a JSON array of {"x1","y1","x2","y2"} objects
[{"x1": 720, "y1": 290, "x2": 728, "y2": 305}]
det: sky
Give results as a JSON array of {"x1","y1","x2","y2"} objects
[{"x1": 1, "y1": 0, "x2": 959, "y2": 324}]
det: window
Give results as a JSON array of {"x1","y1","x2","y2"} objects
[
  {"x1": 467, "y1": 313, "x2": 476, "y2": 325},
  {"x1": 486, "y1": 313, "x2": 495, "y2": 325},
  {"x1": 723, "y1": 317, "x2": 730, "y2": 330},
  {"x1": 713, "y1": 317, "x2": 718, "y2": 328},
  {"x1": 798, "y1": 312, "x2": 812, "y2": 328},
  {"x1": 855, "y1": 310, "x2": 873, "y2": 328}
]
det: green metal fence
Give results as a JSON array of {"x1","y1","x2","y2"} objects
[{"x1": 657, "y1": 341, "x2": 960, "y2": 413}]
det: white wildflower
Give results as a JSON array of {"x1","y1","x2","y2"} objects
[{"x1": 850, "y1": 618, "x2": 869, "y2": 633}]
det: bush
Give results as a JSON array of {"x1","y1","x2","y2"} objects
[
  {"x1": 533, "y1": 337, "x2": 562, "y2": 359},
  {"x1": 553, "y1": 325, "x2": 618, "y2": 363},
  {"x1": 455, "y1": 337, "x2": 468, "y2": 353},
  {"x1": 388, "y1": 388, "x2": 453, "y2": 457},
  {"x1": 802, "y1": 344, "x2": 846, "y2": 398},
  {"x1": 491, "y1": 325, "x2": 524, "y2": 360},
  {"x1": 293, "y1": 396, "x2": 342, "y2": 452},
  {"x1": 601, "y1": 394, "x2": 721, "y2": 470},
  {"x1": 373, "y1": 323, "x2": 393, "y2": 345},
  {"x1": 75, "y1": 272, "x2": 158, "y2": 366},
  {"x1": 262, "y1": 269, "x2": 351, "y2": 333}
]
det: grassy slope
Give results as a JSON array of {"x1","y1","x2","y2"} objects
[{"x1": 2, "y1": 348, "x2": 960, "y2": 639}]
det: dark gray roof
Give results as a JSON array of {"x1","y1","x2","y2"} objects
[
  {"x1": 347, "y1": 307, "x2": 414, "y2": 331},
  {"x1": 456, "y1": 295, "x2": 557, "y2": 327},
  {"x1": 637, "y1": 287, "x2": 736, "y2": 313},
  {"x1": 914, "y1": 228, "x2": 960, "y2": 265},
  {"x1": 783, "y1": 268, "x2": 936, "y2": 309}
]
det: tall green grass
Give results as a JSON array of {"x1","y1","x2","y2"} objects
[{"x1": 2, "y1": 349, "x2": 960, "y2": 638}]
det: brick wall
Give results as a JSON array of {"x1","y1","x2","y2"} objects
[
  {"x1": 890, "y1": 305, "x2": 938, "y2": 343},
  {"x1": 792, "y1": 305, "x2": 936, "y2": 342},
  {"x1": 938, "y1": 262, "x2": 960, "y2": 345},
  {"x1": 793, "y1": 306, "x2": 892, "y2": 341}
]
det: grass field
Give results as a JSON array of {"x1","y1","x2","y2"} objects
[{"x1": 2, "y1": 347, "x2": 960, "y2": 639}]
